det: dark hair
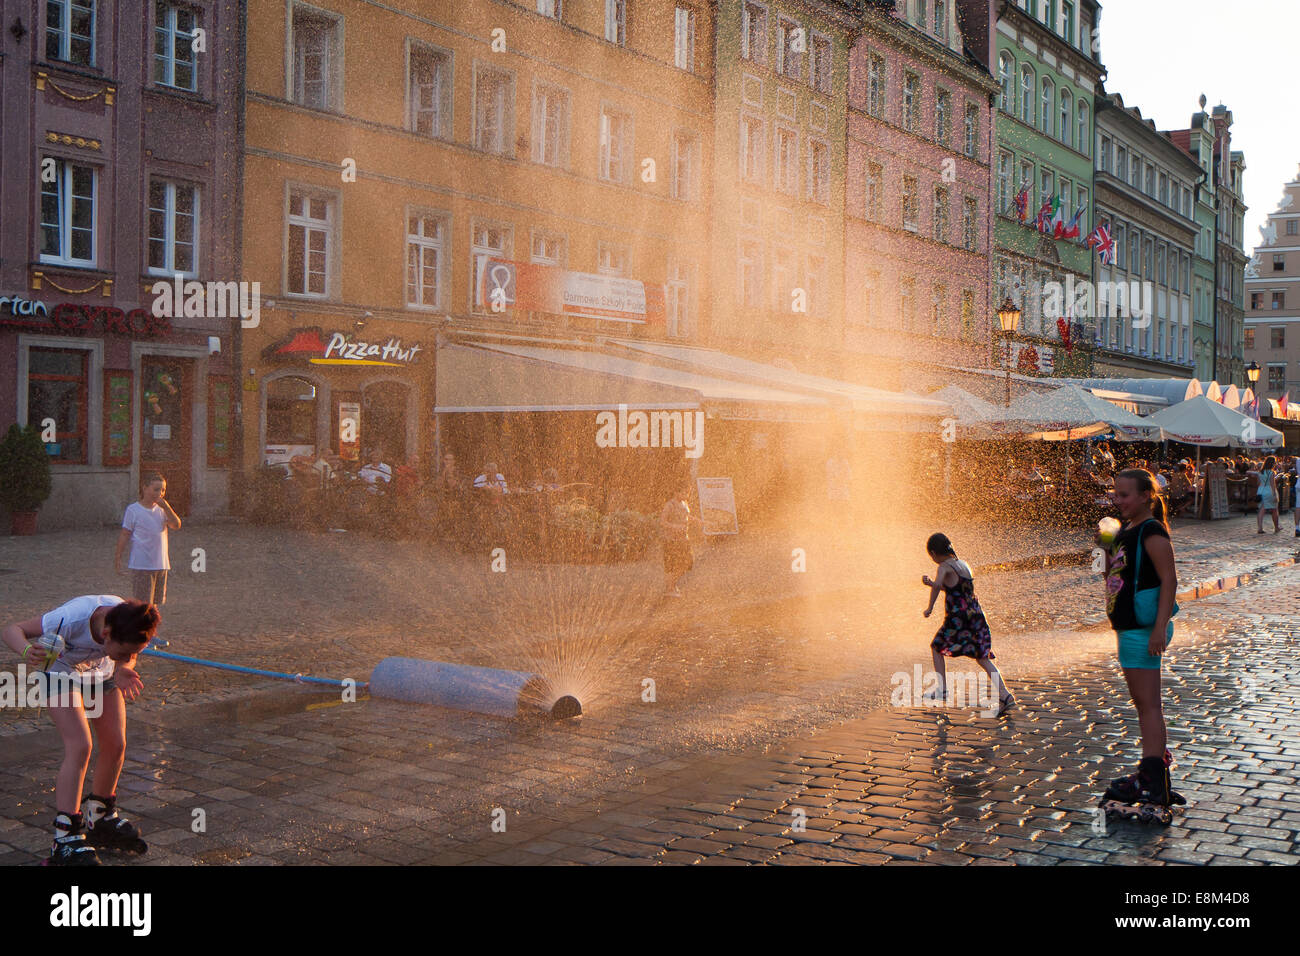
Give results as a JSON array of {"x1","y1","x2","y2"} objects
[
  {"x1": 926, "y1": 532, "x2": 956, "y2": 557},
  {"x1": 1265, "y1": 455, "x2": 1277, "y2": 470},
  {"x1": 140, "y1": 471, "x2": 164, "y2": 487},
  {"x1": 1116, "y1": 468, "x2": 1168, "y2": 530},
  {"x1": 105, "y1": 600, "x2": 160, "y2": 646}
]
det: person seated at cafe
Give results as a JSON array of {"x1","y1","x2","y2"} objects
[
  {"x1": 1168, "y1": 466, "x2": 1194, "y2": 516},
  {"x1": 1094, "y1": 441, "x2": 1116, "y2": 473},
  {"x1": 393, "y1": 454, "x2": 422, "y2": 497},
  {"x1": 474, "y1": 462, "x2": 509, "y2": 495},
  {"x1": 358, "y1": 448, "x2": 393, "y2": 492},
  {"x1": 436, "y1": 452, "x2": 464, "y2": 492}
]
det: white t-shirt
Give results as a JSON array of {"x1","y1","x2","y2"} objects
[
  {"x1": 359, "y1": 462, "x2": 392, "y2": 485},
  {"x1": 41, "y1": 595, "x2": 125, "y2": 680},
  {"x1": 122, "y1": 502, "x2": 170, "y2": 570}
]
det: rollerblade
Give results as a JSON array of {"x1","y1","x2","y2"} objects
[
  {"x1": 1100, "y1": 756, "x2": 1176, "y2": 825},
  {"x1": 44, "y1": 812, "x2": 100, "y2": 867},
  {"x1": 83, "y1": 795, "x2": 148, "y2": 855}
]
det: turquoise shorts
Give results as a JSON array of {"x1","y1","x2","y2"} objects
[{"x1": 1116, "y1": 624, "x2": 1173, "y2": 670}]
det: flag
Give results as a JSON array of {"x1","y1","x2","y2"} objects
[
  {"x1": 1086, "y1": 224, "x2": 1116, "y2": 264},
  {"x1": 1034, "y1": 199, "x2": 1055, "y2": 234},
  {"x1": 1056, "y1": 204, "x2": 1086, "y2": 241},
  {"x1": 1013, "y1": 183, "x2": 1030, "y2": 223},
  {"x1": 1047, "y1": 197, "x2": 1066, "y2": 238},
  {"x1": 1280, "y1": 391, "x2": 1290, "y2": 418}
]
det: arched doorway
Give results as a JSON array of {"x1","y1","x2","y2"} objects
[{"x1": 265, "y1": 375, "x2": 320, "y2": 456}]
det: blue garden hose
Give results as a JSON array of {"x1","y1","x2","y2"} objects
[{"x1": 141, "y1": 648, "x2": 366, "y2": 688}]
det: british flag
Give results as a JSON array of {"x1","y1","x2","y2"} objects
[{"x1": 1086, "y1": 223, "x2": 1116, "y2": 264}]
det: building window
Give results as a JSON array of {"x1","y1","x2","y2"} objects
[
  {"x1": 672, "y1": 130, "x2": 699, "y2": 201},
  {"x1": 738, "y1": 240, "x2": 763, "y2": 308},
  {"x1": 865, "y1": 161, "x2": 883, "y2": 221},
  {"x1": 28, "y1": 348, "x2": 88, "y2": 464},
  {"x1": 808, "y1": 140, "x2": 830, "y2": 204},
  {"x1": 286, "y1": 191, "x2": 332, "y2": 298},
  {"x1": 40, "y1": 159, "x2": 96, "y2": 266},
  {"x1": 739, "y1": 114, "x2": 765, "y2": 184},
  {"x1": 902, "y1": 175, "x2": 919, "y2": 232},
  {"x1": 1159, "y1": 172, "x2": 1169, "y2": 206},
  {"x1": 292, "y1": 8, "x2": 338, "y2": 110},
  {"x1": 1019, "y1": 65, "x2": 1034, "y2": 125},
  {"x1": 997, "y1": 53, "x2": 1013, "y2": 113},
  {"x1": 1059, "y1": 89, "x2": 1072, "y2": 147},
  {"x1": 147, "y1": 179, "x2": 198, "y2": 276},
  {"x1": 964, "y1": 104, "x2": 978, "y2": 158},
  {"x1": 675, "y1": 6, "x2": 696, "y2": 71},
  {"x1": 961, "y1": 289, "x2": 975, "y2": 339},
  {"x1": 410, "y1": 44, "x2": 452, "y2": 139},
  {"x1": 1289, "y1": 220, "x2": 1299, "y2": 236},
  {"x1": 777, "y1": 18, "x2": 803, "y2": 81},
  {"x1": 406, "y1": 214, "x2": 446, "y2": 309},
  {"x1": 1062, "y1": 1, "x2": 1076, "y2": 44},
  {"x1": 1274, "y1": 254, "x2": 1285, "y2": 272},
  {"x1": 1269, "y1": 364, "x2": 1286, "y2": 392},
  {"x1": 1076, "y1": 104, "x2": 1088, "y2": 156},
  {"x1": 903, "y1": 72, "x2": 920, "y2": 133},
  {"x1": 963, "y1": 197, "x2": 978, "y2": 251},
  {"x1": 530, "y1": 231, "x2": 565, "y2": 267},
  {"x1": 1100, "y1": 136, "x2": 1112, "y2": 173},
  {"x1": 934, "y1": 0, "x2": 948, "y2": 38},
  {"x1": 605, "y1": 0, "x2": 626, "y2": 45},
  {"x1": 532, "y1": 83, "x2": 571, "y2": 167},
  {"x1": 811, "y1": 35, "x2": 832, "y2": 93},
  {"x1": 266, "y1": 376, "x2": 318, "y2": 448},
  {"x1": 667, "y1": 259, "x2": 694, "y2": 337},
  {"x1": 775, "y1": 126, "x2": 798, "y2": 194},
  {"x1": 474, "y1": 67, "x2": 515, "y2": 156},
  {"x1": 900, "y1": 276, "x2": 915, "y2": 328},
  {"x1": 597, "y1": 242, "x2": 627, "y2": 276},
  {"x1": 1040, "y1": 78, "x2": 1054, "y2": 135},
  {"x1": 936, "y1": 89, "x2": 952, "y2": 147},
  {"x1": 867, "y1": 53, "x2": 886, "y2": 118},
  {"x1": 741, "y1": 2, "x2": 767, "y2": 63},
  {"x1": 536, "y1": 0, "x2": 561, "y2": 19},
  {"x1": 997, "y1": 150, "x2": 1011, "y2": 214},
  {"x1": 932, "y1": 284, "x2": 944, "y2": 334},
  {"x1": 1244, "y1": 327, "x2": 1255, "y2": 348},
  {"x1": 153, "y1": 2, "x2": 198, "y2": 90},
  {"x1": 1250, "y1": 292, "x2": 1264, "y2": 310},
  {"x1": 1273, "y1": 292, "x2": 1286, "y2": 311},
  {"x1": 471, "y1": 222, "x2": 511, "y2": 311},
  {"x1": 933, "y1": 186, "x2": 949, "y2": 243},
  {"x1": 46, "y1": 0, "x2": 95, "y2": 67}
]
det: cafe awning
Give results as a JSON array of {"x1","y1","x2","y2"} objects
[{"x1": 434, "y1": 342, "x2": 828, "y2": 422}]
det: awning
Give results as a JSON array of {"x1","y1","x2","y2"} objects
[
  {"x1": 611, "y1": 340, "x2": 953, "y2": 419},
  {"x1": 435, "y1": 342, "x2": 828, "y2": 422}
]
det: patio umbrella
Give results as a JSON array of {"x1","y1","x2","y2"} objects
[{"x1": 1146, "y1": 395, "x2": 1284, "y2": 513}]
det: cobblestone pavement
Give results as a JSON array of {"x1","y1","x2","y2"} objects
[{"x1": 0, "y1": 517, "x2": 1296, "y2": 865}]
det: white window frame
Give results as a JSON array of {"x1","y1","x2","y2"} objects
[
  {"x1": 808, "y1": 138, "x2": 830, "y2": 205},
  {"x1": 532, "y1": 81, "x2": 571, "y2": 168},
  {"x1": 739, "y1": 112, "x2": 765, "y2": 185},
  {"x1": 666, "y1": 257, "x2": 694, "y2": 338},
  {"x1": 865, "y1": 161, "x2": 883, "y2": 222},
  {"x1": 146, "y1": 178, "x2": 199, "y2": 277},
  {"x1": 741, "y1": 2, "x2": 767, "y2": 64},
  {"x1": 774, "y1": 125, "x2": 799, "y2": 195},
  {"x1": 598, "y1": 103, "x2": 633, "y2": 183},
  {"x1": 39, "y1": 158, "x2": 97, "y2": 267},
  {"x1": 289, "y1": 5, "x2": 342, "y2": 112},
  {"x1": 530, "y1": 230, "x2": 567, "y2": 267},
  {"x1": 963, "y1": 103, "x2": 978, "y2": 158},
  {"x1": 405, "y1": 210, "x2": 448, "y2": 311},
  {"x1": 675, "y1": 6, "x2": 696, "y2": 72},
  {"x1": 776, "y1": 17, "x2": 803, "y2": 81},
  {"x1": 811, "y1": 33, "x2": 832, "y2": 94},
  {"x1": 936, "y1": 88, "x2": 952, "y2": 147},
  {"x1": 408, "y1": 41, "x2": 453, "y2": 140},
  {"x1": 470, "y1": 221, "x2": 513, "y2": 313},
  {"x1": 597, "y1": 241, "x2": 628, "y2": 277},
  {"x1": 154, "y1": 2, "x2": 198, "y2": 91},
  {"x1": 46, "y1": 0, "x2": 96, "y2": 67},
  {"x1": 536, "y1": 0, "x2": 562, "y2": 20},
  {"x1": 474, "y1": 64, "x2": 516, "y2": 157},
  {"x1": 867, "y1": 52, "x2": 886, "y2": 118},
  {"x1": 672, "y1": 129, "x2": 699, "y2": 201},
  {"x1": 605, "y1": 0, "x2": 627, "y2": 46},
  {"x1": 1019, "y1": 65, "x2": 1034, "y2": 125},
  {"x1": 285, "y1": 187, "x2": 337, "y2": 300},
  {"x1": 903, "y1": 72, "x2": 920, "y2": 133}
]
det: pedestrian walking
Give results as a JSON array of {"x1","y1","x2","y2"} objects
[
  {"x1": 114, "y1": 472, "x2": 180, "y2": 613},
  {"x1": 660, "y1": 480, "x2": 698, "y2": 598},
  {"x1": 1098, "y1": 468, "x2": 1182, "y2": 814},
  {"x1": 1249, "y1": 456, "x2": 1280, "y2": 534},
  {"x1": 0, "y1": 597, "x2": 160, "y2": 865},
  {"x1": 921, "y1": 533, "x2": 1014, "y2": 716}
]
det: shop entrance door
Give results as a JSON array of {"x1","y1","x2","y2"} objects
[{"x1": 139, "y1": 357, "x2": 194, "y2": 515}]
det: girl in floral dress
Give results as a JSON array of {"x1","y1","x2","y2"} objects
[{"x1": 922, "y1": 533, "x2": 1015, "y2": 716}]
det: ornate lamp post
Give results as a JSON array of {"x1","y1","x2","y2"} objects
[{"x1": 997, "y1": 297, "x2": 1022, "y2": 407}]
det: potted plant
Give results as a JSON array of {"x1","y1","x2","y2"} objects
[{"x1": 0, "y1": 423, "x2": 53, "y2": 535}]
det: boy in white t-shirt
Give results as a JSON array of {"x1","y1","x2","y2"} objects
[
  {"x1": 1, "y1": 596, "x2": 160, "y2": 865},
  {"x1": 114, "y1": 472, "x2": 181, "y2": 606}
]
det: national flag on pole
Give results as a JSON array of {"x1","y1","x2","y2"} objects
[
  {"x1": 1014, "y1": 183, "x2": 1031, "y2": 223},
  {"x1": 1055, "y1": 204, "x2": 1086, "y2": 241},
  {"x1": 1034, "y1": 198, "x2": 1056, "y2": 234},
  {"x1": 1047, "y1": 197, "x2": 1066, "y2": 237},
  {"x1": 1280, "y1": 391, "x2": 1290, "y2": 418}
]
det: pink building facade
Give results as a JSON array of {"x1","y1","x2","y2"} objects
[{"x1": 843, "y1": 1, "x2": 999, "y2": 387}]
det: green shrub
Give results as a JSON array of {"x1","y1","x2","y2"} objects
[{"x1": 0, "y1": 423, "x2": 53, "y2": 513}]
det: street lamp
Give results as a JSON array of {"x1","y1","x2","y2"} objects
[
  {"x1": 997, "y1": 297, "x2": 1022, "y2": 407},
  {"x1": 1246, "y1": 360, "x2": 1261, "y2": 388}
]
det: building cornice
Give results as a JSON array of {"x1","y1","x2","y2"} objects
[{"x1": 998, "y1": 1, "x2": 1105, "y2": 84}]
